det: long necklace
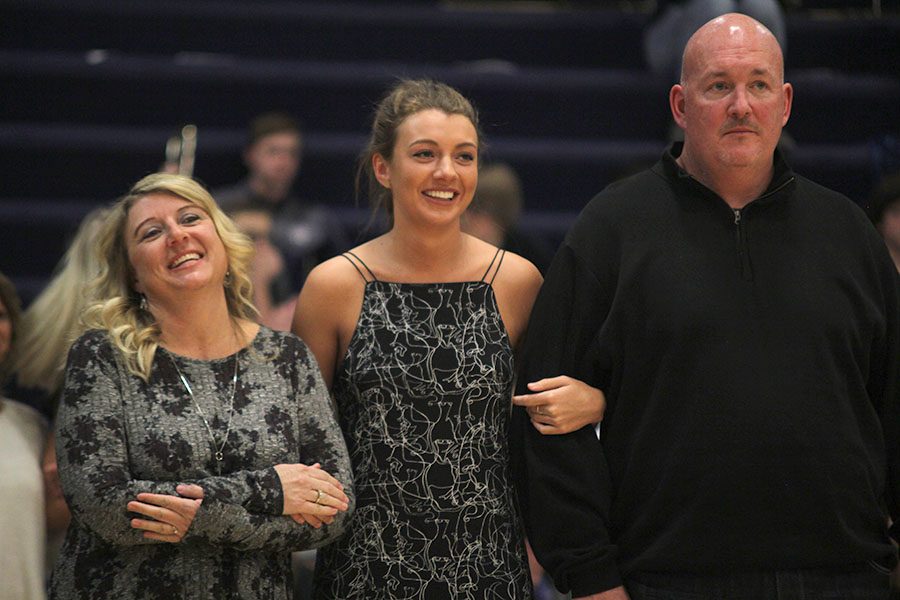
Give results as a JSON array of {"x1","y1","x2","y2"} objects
[{"x1": 170, "y1": 353, "x2": 239, "y2": 475}]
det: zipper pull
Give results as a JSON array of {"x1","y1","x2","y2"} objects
[{"x1": 733, "y1": 209, "x2": 742, "y2": 225}]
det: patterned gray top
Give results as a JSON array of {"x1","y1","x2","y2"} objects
[
  {"x1": 314, "y1": 252, "x2": 532, "y2": 599},
  {"x1": 49, "y1": 326, "x2": 353, "y2": 600}
]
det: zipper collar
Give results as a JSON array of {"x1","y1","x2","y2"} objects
[{"x1": 658, "y1": 142, "x2": 797, "y2": 212}]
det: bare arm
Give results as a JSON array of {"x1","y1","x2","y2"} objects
[
  {"x1": 576, "y1": 588, "x2": 630, "y2": 600},
  {"x1": 490, "y1": 251, "x2": 543, "y2": 352},
  {"x1": 292, "y1": 257, "x2": 365, "y2": 389},
  {"x1": 42, "y1": 432, "x2": 71, "y2": 535}
]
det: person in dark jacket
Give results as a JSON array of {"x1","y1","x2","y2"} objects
[
  {"x1": 643, "y1": 0, "x2": 786, "y2": 82},
  {"x1": 514, "y1": 13, "x2": 900, "y2": 600}
]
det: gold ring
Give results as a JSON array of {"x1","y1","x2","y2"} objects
[
  {"x1": 314, "y1": 489, "x2": 324, "y2": 505},
  {"x1": 536, "y1": 406, "x2": 544, "y2": 416},
  {"x1": 173, "y1": 527, "x2": 179, "y2": 535}
]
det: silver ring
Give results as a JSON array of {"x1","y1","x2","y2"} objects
[{"x1": 314, "y1": 489, "x2": 324, "y2": 505}]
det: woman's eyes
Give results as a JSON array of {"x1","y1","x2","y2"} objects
[
  {"x1": 140, "y1": 227, "x2": 161, "y2": 240},
  {"x1": 139, "y1": 213, "x2": 202, "y2": 240},
  {"x1": 412, "y1": 149, "x2": 476, "y2": 162}
]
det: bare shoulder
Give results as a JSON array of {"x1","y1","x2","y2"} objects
[
  {"x1": 302, "y1": 253, "x2": 366, "y2": 297},
  {"x1": 492, "y1": 250, "x2": 543, "y2": 321},
  {"x1": 473, "y1": 242, "x2": 544, "y2": 349},
  {"x1": 496, "y1": 250, "x2": 543, "y2": 293},
  {"x1": 464, "y1": 234, "x2": 542, "y2": 290},
  {"x1": 294, "y1": 252, "x2": 367, "y2": 333},
  {"x1": 293, "y1": 250, "x2": 369, "y2": 384}
]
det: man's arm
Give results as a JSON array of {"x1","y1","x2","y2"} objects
[
  {"x1": 876, "y1": 262, "x2": 900, "y2": 543},
  {"x1": 513, "y1": 240, "x2": 623, "y2": 596}
]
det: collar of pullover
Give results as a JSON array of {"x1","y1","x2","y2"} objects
[{"x1": 658, "y1": 142, "x2": 796, "y2": 212}]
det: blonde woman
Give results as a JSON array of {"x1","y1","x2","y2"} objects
[
  {"x1": 49, "y1": 173, "x2": 353, "y2": 599},
  {"x1": 13, "y1": 207, "x2": 109, "y2": 416},
  {"x1": 11, "y1": 208, "x2": 109, "y2": 569}
]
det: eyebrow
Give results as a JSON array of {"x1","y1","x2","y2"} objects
[
  {"x1": 407, "y1": 138, "x2": 478, "y2": 149},
  {"x1": 705, "y1": 67, "x2": 773, "y2": 79},
  {"x1": 132, "y1": 204, "x2": 201, "y2": 238}
]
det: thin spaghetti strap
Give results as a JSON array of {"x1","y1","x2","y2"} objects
[
  {"x1": 481, "y1": 246, "x2": 504, "y2": 283},
  {"x1": 342, "y1": 251, "x2": 379, "y2": 283},
  {"x1": 487, "y1": 250, "x2": 506, "y2": 285}
]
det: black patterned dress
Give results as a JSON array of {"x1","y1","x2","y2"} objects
[{"x1": 314, "y1": 251, "x2": 532, "y2": 599}]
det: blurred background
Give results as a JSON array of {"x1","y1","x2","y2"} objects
[{"x1": 2, "y1": 0, "x2": 899, "y2": 306}]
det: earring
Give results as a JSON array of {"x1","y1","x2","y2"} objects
[
  {"x1": 139, "y1": 294, "x2": 149, "y2": 311},
  {"x1": 223, "y1": 271, "x2": 232, "y2": 286}
]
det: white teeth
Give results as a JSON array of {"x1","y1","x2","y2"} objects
[
  {"x1": 170, "y1": 252, "x2": 200, "y2": 268},
  {"x1": 424, "y1": 190, "x2": 454, "y2": 200}
]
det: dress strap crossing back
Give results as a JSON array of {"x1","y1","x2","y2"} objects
[
  {"x1": 481, "y1": 247, "x2": 506, "y2": 284},
  {"x1": 342, "y1": 251, "x2": 379, "y2": 283}
]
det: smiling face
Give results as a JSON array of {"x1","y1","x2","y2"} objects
[
  {"x1": 125, "y1": 193, "x2": 229, "y2": 305},
  {"x1": 373, "y1": 109, "x2": 478, "y2": 229},
  {"x1": 671, "y1": 14, "x2": 792, "y2": 180}
]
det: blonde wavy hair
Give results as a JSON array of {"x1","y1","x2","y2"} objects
[
  {"x1": 82, "y1": 173, "x2": 257, "y2": 381},
  {"x1": 12, "y1": 207, "x2": 109, "y2": 398}
]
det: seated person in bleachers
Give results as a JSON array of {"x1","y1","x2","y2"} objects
[
  {"x1": 13, "y1": 207, "x2": 108, "y2": 420},
  {"x1": 644, "y1": 0, "x2": 787, "y2": 82},
  {"x1": 11, "y1": 208, "x2": 108, "y2": 577},
  {"x1": 462, "y1": 162, "x2": 554, "y2": 274},
  {"x1": 230, "y1": 208, "x2": 296, "y2": 331},
  {"x1": 644, "y1": 0, "x2": 796, "y2": 154},
  {"x1": 213, "y1": 112, "x2": 349, "y2": 291},
  {"x1": 868, "y1": 171, "x2": 900, "y2": 272},
  {"x1": 0, "y1": 271, "x2": 50, "y2": 600}
]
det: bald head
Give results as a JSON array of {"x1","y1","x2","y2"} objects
[
  {"x1": 669, "y1": 12, "x2": 793, "y2": 207},
  {"x1": 681, "y1": 13, "x2": 784, "y2": 86}
]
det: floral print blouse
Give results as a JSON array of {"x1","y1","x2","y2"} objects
[{"x1": 49, "y1": 327, "x2": 353, "y2": 599}]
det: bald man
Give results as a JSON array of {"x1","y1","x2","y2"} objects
[{"x1": 513, "y1": 14, "x2": 899, "y2": 600}]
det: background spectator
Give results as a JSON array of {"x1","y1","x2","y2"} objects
[
  {"x1": 868, "y1": 170, "x2": 900, "y2": 271},
  {"x1": 214, "y1": 111, "x2": 349, "y2": 292},
  {"x1": 0, "y1": 271, "x2": 48, "y2": 600},
  {"x1": 463, "y1": 162, "x2": 554, "y2": 274}
]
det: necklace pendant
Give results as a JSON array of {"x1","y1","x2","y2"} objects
[{"x1": 215, "y1": 451, "x2": 224, "y2": 462}]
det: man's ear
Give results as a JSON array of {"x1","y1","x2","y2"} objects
[
  {"x1": 781, "y1": 82, "x2": 793, "y2": 127},
  {"x1": 670, "y1": 84, "x2": 687, "y2": 130}
]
